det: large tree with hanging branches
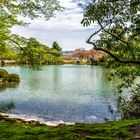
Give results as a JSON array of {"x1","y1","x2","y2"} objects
[
  {"x1": 81, "y1": 0, "x2": 140, "y2": 119},
  {"x1": 0, "y1": 0, "x2": 61, "y2": 49}
]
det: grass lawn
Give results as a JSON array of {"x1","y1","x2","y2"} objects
[{"x1": 0, "y1": 115, "x2": 140, "y2": 140}]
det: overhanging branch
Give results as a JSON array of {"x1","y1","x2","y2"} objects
[
  {"x1": 96, "y1": 19, "x2": 136, "y2": 59},
  {"x1": 8, "y1": 37, "x2": 24, "y2": 51},
  {"x1": 86, "y1": 30, "x2": 140, "y2": 65},
  {"x1": 94, "y1": 47, "x2": 140, "y2": 65}
]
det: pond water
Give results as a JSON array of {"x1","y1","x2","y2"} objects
[{"x1": 0, "y1": 65, "x2": 120, "y2": 124}]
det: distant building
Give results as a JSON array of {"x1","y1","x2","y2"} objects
[
  {"x1": 62, "y1": 51, "x2": 74, "y2": 55},
  {"x1": 72, "y1": 48, "x2": 103, "y2": 61},
  {"x1": 61, "y1": 48, "x2": 103, "y2": 64}
]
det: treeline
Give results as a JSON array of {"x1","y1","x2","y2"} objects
[{"x1": 0, "y1": 38, "x2": 63, "y2": 66}]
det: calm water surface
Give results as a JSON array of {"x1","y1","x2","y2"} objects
[{"x1": 0, "y1": 65, "x2": 119, "y2": 123}]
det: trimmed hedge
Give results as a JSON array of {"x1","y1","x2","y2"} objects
[
  {"x1": 2, "y1": 75, "x2": 9, "y2": 82},
  {"x1": 0, "y1": 69, "x2": 9, "y2": 78},
  {"x1": 4, "y1": 74, "x2": 20, "y2": 83},
  {"x1": 0, "y1": 69, "x2": 20, "y2": 83},
  {"x1": 8, "y1": 74, "x2": 20, "y2": 82}
]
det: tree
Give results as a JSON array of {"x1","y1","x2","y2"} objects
[
  {"x1": 52, "y1": 41, "x2": 62, "y2": 51},
  {"x1": 19, "y1": 38, "x2": 47, "y2": 65},
  {"x1": 19, "y1": 38, "x2": 62, "y2": 66},
  {"x1": 81, "y1": 0, "x2": 140, "y2": 65},
  {"x1": 81, "y1": 0, "x2": 140, "y2": 119},
  {"x1": 81, "y1": 0, "x2": 140, "y2": 86},
  {"x1": 118, "y1": 85, "x2": 140, "y2": 119},
  {"x1": 73, "y1": 48, "x2": 85, "y2": 60},
  {"x1": 0, "y1": 0, "x2": 61, "y2": 49},
  {"x1": 0, "y1": 0, "x2": 61, "y2": 66},
  {"x1": 0, "y1": 44, "x2": 17, "y2": 60}
]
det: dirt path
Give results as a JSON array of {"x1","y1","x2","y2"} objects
[{"x1": 130, "y1": 125, "x2": 140, "y2": 140}]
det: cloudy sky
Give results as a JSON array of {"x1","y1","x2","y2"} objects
[{"x1": 12, "y1": 0, "x2": 98, "y2": 51}]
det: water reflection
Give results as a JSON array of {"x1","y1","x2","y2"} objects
[
  {"x1": 0, "y1": 83, "x2": 19, "y2": 92},
  {"x1": 0, "y1": 65, "x2": 120, "y2": 122},
  {"x1": 0, "y1": 102, "x2": 15, "y2": 113}
]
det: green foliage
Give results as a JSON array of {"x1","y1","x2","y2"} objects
[
  {"x1": 3, "y1": 73, "x2": 20, "y2": 83},
  {"x1": 82, "y1": 1, "x2": 139, "y2": 64},
  {"x1": 0, "y1": 0, "x2": 61, "y2": 50},
  {"x1": 82, "y1": 2, "x2": 140, "y2": 87},
  {"x1": 19, "y1": 38, "x2": 46, "y2": 65},
  {"x1": 0, "y1": 44, "x2": 17, "y2": 60},
  {"x1": 0, "y1": 69, "x2": 9, "y2": 78},
  {"x1": 2, "y1": 75, "x2": 9, "y2": 82},
  {"x1": 52, "y1": 41, "x2": 62, "y2": 51},
  {"x1": 7, "y1": 74, "x2": 20, "y2": 83},
  {"x1": 0, "y1": 1, "x2": 62, "y2": 66},
  {"x1": 118, "y1": 84, "x2": 140, "y2": 119},
  {"x1": 0, "y1": 81, "x2": 19, "y2": 92},
  {"x1": 0, "y1": 69, "x2": 20, "y2": 90},
  {"x1": 0, "y1": 0, "x2": 61, "y2": 20},
  {"x1": 18, "y1": 38, "x2": 62, "y2": 66},
  {"x1": 82, "y1": 0, "x2": 140, "y2": 119},
  {"x1": 82, "y1": 0, "x2": 140, "y2": 67}
]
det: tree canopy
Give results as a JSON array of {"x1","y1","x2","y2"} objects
[
  {"x1": 0, "y1": 0, "x2": 62, "y2": 66},
  {"x1": 0, "y1": 44, "x2": 17, "y2": 60},
  {"x1": 18, "y1": 38, "x2": 62, "y2": 66},
  {"x1": 52, "y1": 41, "x2": 62, "y2": 51},
  {"x1": 81, "y1": 0, "x2": 140, "y2": 65},
  {"x1": 81, "y1": 0, "x2": 140, "y2": 88},
  {"x1": 0, "y1": 0, "x2": 61, "y2": 49},
  {"x1": 82, "y1": 0, "x2": 140, "y2": 119}
]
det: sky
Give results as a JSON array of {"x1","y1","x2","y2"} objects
[{"x1": 12, "y1": 0, "x2": 99, "y2": 51}]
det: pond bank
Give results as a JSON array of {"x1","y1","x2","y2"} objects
[
  {"x1": 0, "y1": 113, "x2": 75, "y2": 126},
  {"x1": 0, "y1": 60, "x2": 16, "y2": 66},
  {"x1": 0, "y1": 113, "x2": 140, "y2": 140}
]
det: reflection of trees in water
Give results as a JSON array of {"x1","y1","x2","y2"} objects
[
  {"x1": 0, "y1": 84, "x2": 7, "y2": 92},
  {"x1": 0, "y1": 83, "x2": 19, "y2": 92},
  {"x1": 0, "y1": 102, "x2": 15, "y2": 113}
]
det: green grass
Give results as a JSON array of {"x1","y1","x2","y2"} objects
[{"x1": 0, "y1": 115, "x2": 140, "y2": 140}]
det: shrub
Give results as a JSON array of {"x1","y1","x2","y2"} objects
[
  {"x1": 0, "y1": 69, "x2": 9, "y2": 78},
  {"x1": 8, "y1": 74, "x2": 20, "y2": 83},
  {"x1": 118, "y1": 84, "x2": 140, "y2": 119},
  {"x1": 2, "y1": 75, "x2": 9, "y2": 82}
]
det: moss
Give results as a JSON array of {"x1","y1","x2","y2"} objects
[
  {"x1": 2, "y1": 74, "x2": 20, "y2": 83},
  {"x1": 0, "y1": 115, "x2": 140, "y2": 140},
  {"x1": 7, "y1": 74, "x2": 20, "y2": 83},
  {"x1": 2, "y1": 75, "x2": 9, "y2": 82},
  {"x1": 0, "y1": 69, "x2": 20, "y2": 83},
  {"x1": 0, "y1": 69, "x2": 9, "y2": 78},
  {"x1": 0, "y1": 71, "x2": 20, "y2": 92}
]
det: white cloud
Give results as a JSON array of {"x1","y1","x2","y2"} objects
[{"x1": 12, "y1": 0, "x2": 99, "y2": 50}]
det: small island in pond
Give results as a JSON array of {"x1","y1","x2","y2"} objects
[{"x1": 0, "y1": 69, "x2": 20, "y2": 85}]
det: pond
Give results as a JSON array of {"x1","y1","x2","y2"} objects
[{"x1": 0, "y1": 65, "x2": 120, "y2": 124}]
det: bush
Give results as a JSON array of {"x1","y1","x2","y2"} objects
[
  {"x1": 0, "y1": 69, "x2": 9, "y2": 78},
  {"x1": 7, "y1": 74, "x2": 20, "y2": 83},
  {"x1": 2, "y1": 75, "x2": 9, "y2": 82},
  {"x1": 118, "y1": 84, "x2": 140, "y2": 119}
]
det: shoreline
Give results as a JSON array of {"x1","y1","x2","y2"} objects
[
  {"x1": 0, "y1": 113, "x2": 75, "y2": 126},
  {"x1": 0, "y1": 113, "x2": 140, "y2": 139}
]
